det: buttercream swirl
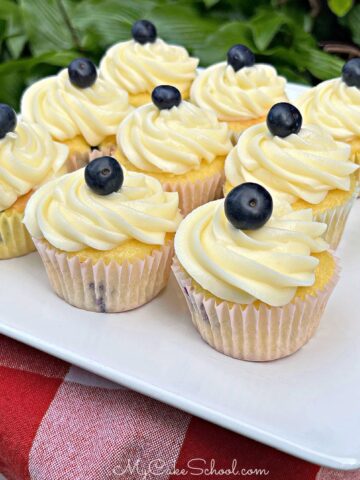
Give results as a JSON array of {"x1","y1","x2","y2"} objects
[
  {"x1": 21, "y1": 69, "x2": 133, "y2": 146},
  {"x1": 225, "y1": 122, "x2": 357, "y2": 204},
  {"x1": 190, "y1": 62, "x2": 287, "y2": 121},
  {"x1": 24, "y1": 168, "x2": 182, "y2": 252},
  {"x1": 99, "y1": 39, "x2": 198, "y2": 96},
  {"x1": 297, "y1": 78, "x2": 360, "y2": 142},
  {"x1": 175, "y1": 199, "x2": 327, "y2": 306},
  {"x1": 117, "y1": 101, "x2": 232, "y2": 175},
  {"x1": 0, "y1": 119, "x2": 68, "y2": 212}
]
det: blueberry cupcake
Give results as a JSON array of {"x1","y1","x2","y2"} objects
[
  {"x1": 297, "y1": 58, "x2": 360, "y2": 171},
  {"x1": 24, "y1": 157, "x2": 182, "y2": 312},
  {"x1": 21, "y1": 58, "x2": 133, "y2": 169},
  {"x1": 224, "y1": 103, "x2": 358, "y2": 248},
  {"x1": 0, "y1": 104, "x2": 68, "y2": 259},
  {"x1": 190, "y1": 45, "x2": 287, "y2": 137},
  {"x1": 173, "y1": 184, "x2": 339, "y2": 361},
  {"x1": 99, "y1": 20, "x2": 198, "y2": 107},
  {"x1": 106, "y1": 85, "x2": 232, "y2": 215}
]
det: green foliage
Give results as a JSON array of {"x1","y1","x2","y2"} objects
[{"x1": 0, "y1": 0, "x2": 358, "y2": 110}]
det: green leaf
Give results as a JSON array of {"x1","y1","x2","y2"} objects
[
  {"x1": 203, "y1": 0, "x2": 221, "y2": 7},
  {"x1": 343, "y1": 4, "x2": 360, "y2": 45},
  {"x1": 250, "y1": 10, "x2": 288, "y2": 51},
  {"x1": 328, "y1": 0, "x2": 353, "y2": 17},
  {"x1": 0, "y1": 50, "x2": 80, "y2": 75},
  {"x1": 0, "y1": 72, "x2": 24, "y2": 110},
  {"x1": 299, "y1": 47, "x2": 344, "y2": 80}
]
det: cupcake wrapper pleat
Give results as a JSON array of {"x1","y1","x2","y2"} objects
[
  {"x1": 313, "y1": 191, "x2": 357, "y2": 249},
  {"x1": 172, "y1": 258, "x2": 340, "y2": 361},
  {"x1": 67, "y1": 150, "x2": 91, "y2": 172},
  {"x1": 0, "y1": 210, "x2": 35, "y2": 260},
  {"x1": 34, "y1": 238, "x2": 174, "y2": 313}
]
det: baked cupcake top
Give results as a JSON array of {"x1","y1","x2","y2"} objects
[
  {"x1": 190, "y1": 44, "x2": 287, "y2": 122},
  {"x1": 24, "y1": 157, "x2": 182, "y2": 252},
  {"x1": 21, "y1": 58, "x2": 133, "y2": 146},
  {"x1": 175, "y1": 183, "x2": 328, "y2": 307},
  {"x1": 0, "y1": 105, "x2": 68, "y2": 212},
  {"x1": 117, "y1": 85, "x2": 232, "y2": 175},
  {"x1": 99, "y1": 20, "x2": 198, "y2": 97},
  {"x1": 297, "y1": 59, "x2": 360, "y2": 142},
  {"x1": 225, "y1": 103, "x2": 358, "y2": 204}
]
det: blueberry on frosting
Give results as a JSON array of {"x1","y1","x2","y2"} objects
[
  {"x1": 151, "y1": 85, "x2": 182, "y2": 110},
  {"x1": 68, "y1": 58, "x2": 97, "y2": 88},
  {"x1": 227, "y1": 44, "x2": 255, "y2": 72},
  {"x1": 132, "y1": 20, "x2": 157, "y2": 44},
  {"x1": 266, "y1": 102, "x2": 302, "y2": 138},
  {"x1": 0, "y1": 104, "x2": 17, "y2": 139},
  {"x1": 342, "y1": 58, "x2": 360, "y2": 89},
  {"x1": 85, "y1": 156, "x2": 124, "y2": 195},
  {"x1": 225, "y1": 183, "x2": 273, "y2": 230}
]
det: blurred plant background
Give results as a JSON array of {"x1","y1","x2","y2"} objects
[{"x1": 0, "y1": 0, "x2": 359, "y2": 109}]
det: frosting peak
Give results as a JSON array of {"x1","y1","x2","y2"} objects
[
  {"x1": 21, "y1": 69, "x2": 133, "y2": 146},
  {"x1": 117, "y1": 101, "x2": 232, "y2": 175},
  {"x1": 175, "y1": 200, "x2": 328, "y2": 306},
  {"x1": 99, "y1": 39, "x2": 198, "y2": 96},
  {"x1": 24, "y1": 168, "x2": 182, "y2": 252},
  {"x1": 190, "y1": 62, "x2": 287, "y2": 121},
  {"x1": 225, "y1": 122, "x2": 358, "y2": 204},
  {"x1": 0, "y1": 119, "x2": 68, "y2": 212}
]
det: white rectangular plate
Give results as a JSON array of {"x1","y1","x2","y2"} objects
[{"x1": 1, "y1": 84, "x2": 359, "y2": 471}]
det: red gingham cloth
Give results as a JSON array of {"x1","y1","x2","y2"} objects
[{"x1": 0, "y1": 334, "x2": 358, "y2": 480}]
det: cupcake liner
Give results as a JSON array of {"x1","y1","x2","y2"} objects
[
  {"x1": 172, "y1": 258, "x2": 340, "y2": 361},
  {"x1": 90, "y1": 149, "x2": 225, "y2": 216},
  {"x1": 34, "y1": 238, "x2": 174, "y2": 313},
  {"x1": 313, "y1": 191, "x2": 358, "y2": 249},
  {"x1": 66, "y1": 150, "x2": 91, "y2": 172},
  {"x1": 0, "y1": 210, "x2": 35, "y2": 260}
]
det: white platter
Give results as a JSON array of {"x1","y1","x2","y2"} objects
[{"x1": 1, "y1": 84, "x2": 360, "y2": 471}]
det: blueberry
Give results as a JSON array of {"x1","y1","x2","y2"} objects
[
  {"x1": 132, "y1": 20, "x2": 157, "y2": 44},
  {"x1": 342, "y1": 58, "x2": 360, "y2": 89},
  {"x1": 266, "y1": 102, "x2": 302, "y2": 138},
  {"x1": 152, "y1": 85, "x2": 182, "y2": 110},
  {"x1": 224, "y1": 183, "x2": 273, "y2": 230},
  {"x1": 0, "y1": 104, "x2": 17, "y2": 139},
  {"x1": 85, "y1": 156, "x2": 124, "y2": 195},
  {"x1": 68, "y1": 58, "x2": 97, "y2": 89},
  {"x1": 227, "y1": 44, "x2": 255, "y2": 72}
]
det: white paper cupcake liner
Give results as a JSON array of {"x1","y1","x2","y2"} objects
[
  {"x1": 313, "y1": 191, "x2": 358, "y2": 249},
  {"x1": 34, "y1": 238, "x2": 174, "y2": 313},
  {"x1": 67, "y1": 150, "x2": 91, "y2": 172},
  {"x1": 172, "y1": 258, "x2": 340, "y2": 361},
  {"x1": 90, "y1": 149, "x2": 225, "y2": 216}
]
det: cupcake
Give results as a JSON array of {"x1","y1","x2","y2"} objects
[
  {"x1": 0, "y1": 104, "x2": 69, "y2": 259},
  {"x1": 21, "y1": 58, "x2": 133, "y2": 169},
  {"x1": 106, "y1": 85, "x2": 232, "y2": 216},
  {"x1": 297, "y1": 58, "x2": 360, "y2": 170},
  {"x1": 24, "y1": 156, "x2": 182, "y2": 312},
  {"x1": 190, "y1": 44, "x2": 287, "y2": 137},
  {"x1": 224, "y1": 103, "x2": 358, "y2": 248},
  {"x1": 173, "y1": 183, "x2": 339, "y2": 361},
  {"x1": 99, "y1": 20, "x2": 199, "y2": 107}
]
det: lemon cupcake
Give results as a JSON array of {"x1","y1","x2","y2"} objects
[
  {"x1": 297, "y1": 58, "x2": 360, "y2": 169},
  {"x1": 24, "y1": 156, "x2": 182, "y2": 312},
  {"x1": 106, "y1": 85, "x2": 232, "y2": 215},
  {"x1": 99, "y1": 20, "x2": 198, "y2": 107},
  {"x1": 190, "y1": 44, "x2": 287, "y2": 137},
  {"x1": 0, "y1": 105, "x2": 69, "y2": 259},
  {"x1": 21, "y1": 58, "x2": 133, "y2": 169},
  {"x1": 173, "y1": 183, "x2": 339, "y2": 361},
  {"x1": 224, "y1": 103, "x2": 358, "y2": 248}
]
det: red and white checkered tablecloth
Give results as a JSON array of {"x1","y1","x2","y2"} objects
[{"x1": 0, "y1": 333, "x2": 359, "y2": 480}]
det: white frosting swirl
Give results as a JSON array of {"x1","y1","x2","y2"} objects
[
  {"x1": 24, "y1": 168, "x2": 182, "y2": 252},
  {"x1": 117, "y1": 101, "x2": 232, "y2": 175},
  {"x1": 297, "y1": 78, "x2": 360, "y2": 142},
  {"x1": 190, "y1": 62, "x2": 287, "y2": 121},
  {"x1": 225, "y1": 123, "x2": 357, "y2": 204},
  {"x1": 0, "y1": 119, "x2": 68, "y2": 212},
  {"x1": 99, "y1": 39, "x2": 198, "y2": 95},
  {"x1": 21, "y1": 69, "x2": 133, "y2": 146},
  {"x1": 175, "y1": 200, "x2": 328, "y2": 306}
]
